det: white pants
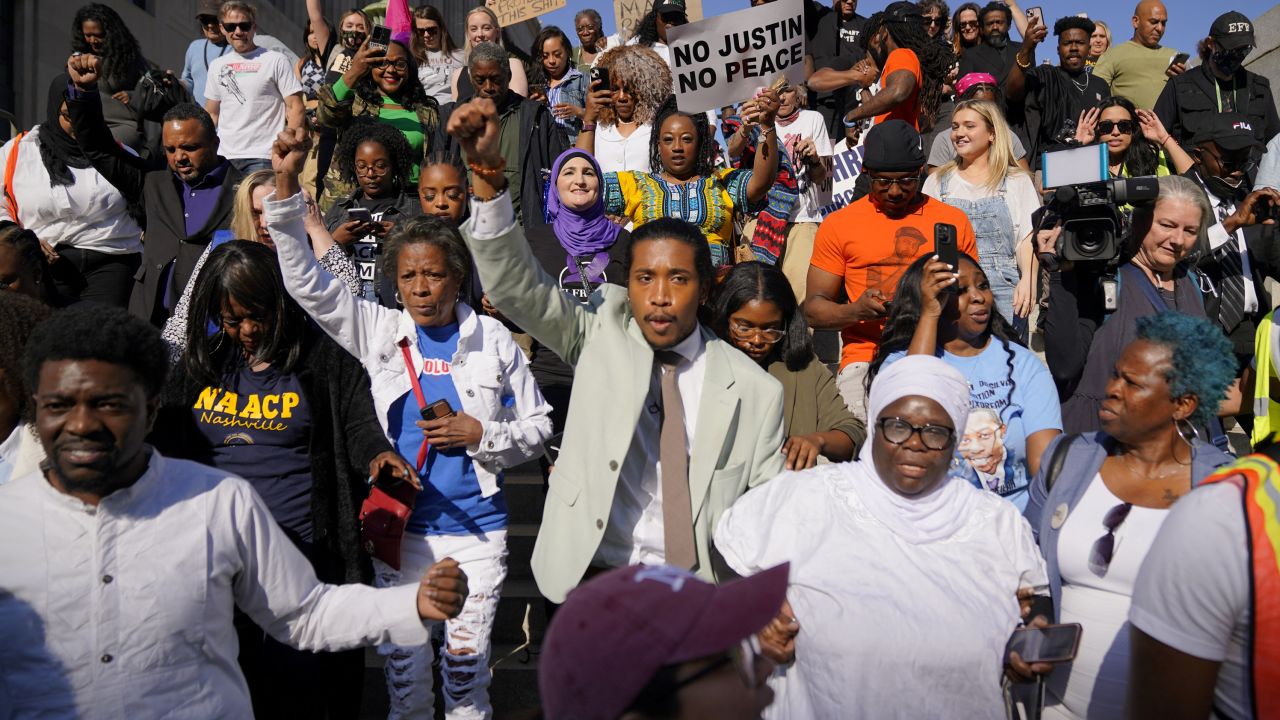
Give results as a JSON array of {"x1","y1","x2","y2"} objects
[
  {"x1": 836, "y1": 362, "x2": 871, "y2": 424},
  {"x1": 373, "y1": 530, "x2": 508, "y2": 720}
]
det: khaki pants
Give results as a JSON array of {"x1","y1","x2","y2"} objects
[{"x1": 740, "y1": 219, "x2": 820, "y2": 302}]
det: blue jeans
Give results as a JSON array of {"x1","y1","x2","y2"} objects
[{"x1": 230, "y1": 158, "x2": 272, "y2": 174}]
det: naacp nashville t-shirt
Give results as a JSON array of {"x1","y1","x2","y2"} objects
[{"x1": 192, "y1": 362, "x2": 314, "y2": 540}]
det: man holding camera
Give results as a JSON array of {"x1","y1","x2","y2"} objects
[{"x1": 1185, "y1": 114, "x2": 1280, "y2": 374}]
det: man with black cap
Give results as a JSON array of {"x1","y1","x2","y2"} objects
[
  {"x1": 1155, "y1": 11, "x2": 1280, "y2": 171},
  {"x1": 1186, "y1": 113, "x2": 1280, "y2": 379},
  {"x1": 804, "y1": 119, "x2": 977, "y2": 419},
  {"x1": 181, "y1": 0, "x2": 231, "y2": 108},
  {"x1": 539, "y1": 563, "x2": 787, "y2": 720}
]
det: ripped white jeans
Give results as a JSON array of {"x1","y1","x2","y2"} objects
[{"x1": 373, "y1": 530, "x2": 508, "y2": 720}]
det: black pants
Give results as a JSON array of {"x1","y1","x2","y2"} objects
[
  {"x1": 49, "y1": 247, "x2": 140, "y2": 308},
  {"x1": 234, "y1": 539, "x2": 365, "y2": 719}
]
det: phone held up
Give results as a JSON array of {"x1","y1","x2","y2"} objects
[
  {"x1": 1025, "y1": 6, "x2": 1043, "y2": 26},
  {"x1": 1006, "y1": 623, "x2": 1083, "y2": 664},
  {"x1": 590, "y1": 66, "x2": 611, "y2": 91},
  {"x1": 934, "y1": 222, "x2": 959, "y2": 285},
  {"x1": 369, "y1": 24, "x2": 392, "y2": 53}
]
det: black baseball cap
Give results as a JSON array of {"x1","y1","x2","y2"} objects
[
  {"x1": 656, "y1": 0, "x2": 688, "y2": 18},
  {"x1": 1191, "y1": 113, "x2": 1258, "y2": 151},
  {"x1": 1210, "y1": 11, "x2": 1256, "y2": 51},
  {"x1": 863, "y1": 119, "x2": 927, "y2": 172}
]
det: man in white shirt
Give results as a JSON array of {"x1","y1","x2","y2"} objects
[
  {"x1": 204, "y1": 1, "x2": 304, "y2": 173},
  {"x1": 0, "y1": 303, "x2": 467, "y2": 719}
]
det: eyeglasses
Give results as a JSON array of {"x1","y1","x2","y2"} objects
[
  {"x1": 1088, "y1": 502, "x2": 1133, "y2": 576},
  {"x1": 355, "y1": 160, "x2": 392, "y2": 176},
  {"x1": 868, "y1": 175, "x2": 921, "y2": 190},
  {"x1": 729, "y1": 320, "x2": 785, "y2": 344},
  {"x1": 222, "y1": 21, "x2": 253, "y2": 33},
  {"x1": 670, "y1": 637, "x2": 765, "y2": 694},
  {"x1": 957, "y1": 20, "x2": 980, "y2": 29},
  {"x1": 876, "y1": 417, "x2": 955, "y2": 450},
  {"x1": 1097, "y1": 120, "x2": 1135, "y2": 135},
  {"x1": 1199, "y1": 144, "x2": 1255, "y2": 174},
  {"x1": 924, "y1": 16, "x2": 946, "y2": 26},
  {"x1": 417, "y1": 25, "x2": 440, "y2": 36},
  {"x1": 374, "y1": 59, "x2": 410, "y2": 71}
]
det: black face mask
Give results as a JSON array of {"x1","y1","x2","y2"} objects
[
  {"x1": 1212, "y1": 48, "x2": 1249, "y2": 76},
  {"x1": 986, "y1": 30, "x2": 1009, "y2": 49},
  {"x1": 341, "y1": 30, "x2": 367, "y2": 48},
  {"x1": 1205, "y1": 171, "x2": 1248, "y2": 202}
]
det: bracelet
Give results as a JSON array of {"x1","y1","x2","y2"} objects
[
  {"x1": 467, "y1": 159, "x2": 506, "y2": 179},
  {"x1": 1015, "y1": 54, "x2": 1032, "y2": 69},
  {"x1": 761, "y1": 127, "x2": 777, "y2": 139},
  {"x1": 841, "y1": 115, "x2": 861, "y2": 129},
  {"x1": 471, "y1": 185, "x2": 509, "y2": 204},
  {"x1": 581, "y1": 123, "x2": 596, "y2": 132}
]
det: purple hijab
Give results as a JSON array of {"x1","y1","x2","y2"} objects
[{"x1": 546, "y1": 148, "x2": 622, "y2": 263}]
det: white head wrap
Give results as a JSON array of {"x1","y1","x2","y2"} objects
[{"x1": 853, "y1": 355, "x2": 979, "y2": 544}]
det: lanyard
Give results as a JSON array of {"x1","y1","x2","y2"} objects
[{"x1": 204, "y1": 40, "x2": 229, "y2": 71}]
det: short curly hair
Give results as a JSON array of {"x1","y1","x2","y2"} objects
[
  {"x1": 594, "y1": 44, "x2": 673, "y2": 127},
  {"x1": 381, "y1": 215, "x2": 474, "y2": 298},
  {"x1": 334, "y1": 118, "x2": 414, "y2": 189},
  {"x1": 1053, "y1": 15, "x2": 1095, "y2": 37},
  {"x1": 1134, "y1": 311, "x2": 1235, "y2": 427},
  {"x1": 23, "y1": 303, "x2": 169, "y2": 401},
  {"x1": 0, "y1": 291, "x2": 53, "y2": 423}
]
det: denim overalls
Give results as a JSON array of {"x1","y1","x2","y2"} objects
[{"x1": 938, "y1": 174, "x2": 1020, "y2": 322}]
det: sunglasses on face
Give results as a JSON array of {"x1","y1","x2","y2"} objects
[
  {"x1": 1097, "y1": 120, "x2": 1135, "y2": 135},
  {"x1": 199, "y1": 15, "x2": 220, "y2": 27},
  {"x1": 958, "y1": 20, "x2": 980, "y2": 29},
  {"x1": 869, "y1": 175, "x2": 921, "y2": 190},
  {"x1": 1200, "y1": 145, "x2": 1254, "y2": 173},
  {"x1": 925, "y1": 16, "x2": 946, "y2": 26},
  {"x1": 417, "y1": 25, "x2": 440, "y2": 36},
  {"x1": 222, "y1": 21, "x2": 253, "y2": 33},
  {"x1": 876, "y1": 417, "x2": 955, "y2": 450}
]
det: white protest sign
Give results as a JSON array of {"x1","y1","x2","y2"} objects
[
  {"x1": 819, "y1": 142, "x2": 865, "y2": 217},
  {"x1": 665, "y1": 0, "x2": 806, "y2": 114},
  {"x1": 490, "y1": 0, "x2": 566, "y2": 27}
]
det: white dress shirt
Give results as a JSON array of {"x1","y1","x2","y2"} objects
[
  {"x1": 594, "y1": 123, "x2": 655, "y2": 175},
  {"x1": 0, "y1": 452, "x2": 430, "y2": 718},
  {"x1": 0, "y1": 128, "x2": 142, "y2": 254},
  {"x1": 593, "y1": 328, "x2": 707, "y2": 568},
  {"x1": 1204, "y1": 185, "x2": 1259, "y2": 314}
]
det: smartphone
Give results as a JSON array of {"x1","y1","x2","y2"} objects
[
  {"x1": 934, "y1": 223, "x2": 959, "y2": 271},
  {"x1": 1169, "y1": 51, "x2": 1190, "y2": 68},
  {"x1": 590, "y1": 66, "x2": 611, "y2": 91},
  {"x1": 1006, "y1": 623, "x2": 1083, "y2": 664},
  {"x1": 1025, "y1": 6, "x2": 1043, "y2": 26},
  {"x1": 347, "y1": 207, "x2": 374, "y2": 224},
  {"x1": 421, "y1": 398, "x2": 455, "y2": 422},
  {"x1": 369, "y1": 24, "x2": 392, "y2": 52}
]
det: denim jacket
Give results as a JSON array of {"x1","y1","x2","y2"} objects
[{"x1": 264, "y1": 190, "x2": 553, "y2": 497}]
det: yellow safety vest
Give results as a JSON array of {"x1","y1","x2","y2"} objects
[{"x1": 1253, "y1": 311, "x2": 1280, "y2": 447}]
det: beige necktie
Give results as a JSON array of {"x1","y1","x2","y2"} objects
[{"x1": 656, "y1": 351, "x2": 695, "y2": 569}]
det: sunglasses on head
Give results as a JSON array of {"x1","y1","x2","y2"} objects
[
  {"x1": 1097, "y1": 119, "x2": 1135, "y2": 135},
  {"x1": 223, "y1": 21, "x2": 253, "y2": 33}
]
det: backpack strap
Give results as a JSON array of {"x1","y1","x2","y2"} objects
[
  {"x1": 3, "y1": 132, "x2": 25, "y2": 226},
  {"x1": 1044, "y1": 433, "x2": 1079, "y2": 492}
]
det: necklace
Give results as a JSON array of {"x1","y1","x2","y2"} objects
[{"x1": 1068, "y1": 72, "x2": 1088, "y2": 94}]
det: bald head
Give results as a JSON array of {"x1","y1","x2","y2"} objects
[{"x1": 1132, "y1": 0, "x2": 1167, "y2": 48}]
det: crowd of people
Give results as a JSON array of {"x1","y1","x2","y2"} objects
[{"x1": 3, "y1": 0, "x2": 1280, "y2": 718}]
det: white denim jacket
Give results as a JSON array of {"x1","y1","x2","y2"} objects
[{"x1": 264, "y1": 191, "x2": 552, "y2": 497}]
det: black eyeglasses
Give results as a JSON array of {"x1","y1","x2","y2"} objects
[
  {"x1": 1097, "y1": 120, "x2": 1135, "y2": 136},
  {"x1": 1088, "y1": 502, "x2": 1133, "y2": 576},
  {"x1": 925, "y1": 16, "x2": 946, "y2": 26},
  {"x1": 222, "y1": 21, "x2": 253, "y2": 33},
  {"x1": 374, "y1": 59, "x2": 410, "y2": 71},
  {"x1": 876, "y1": 417, "x2": 955, "y2": 450}
]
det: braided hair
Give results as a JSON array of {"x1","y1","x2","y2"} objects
[
  {"x1": 649, "y1": 96, "x2": 717, "y2": 179},
  {"x1": 867, "y1": 253, "x2": 1021, "y2": 411},
  {"x1": 863, "y1": 10, "x2": 956, "y2": 133},
  {"x1": 71, "y1": 3, "x2": 148, "y2": 93}
]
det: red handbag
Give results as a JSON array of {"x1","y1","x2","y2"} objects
[{"x1": 358, "y1": 339, "x2": 431, "y2": 570}]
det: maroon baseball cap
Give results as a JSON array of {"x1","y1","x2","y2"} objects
[{"x1": 539, "y1": 563, "x2": 790, "y2": 720}]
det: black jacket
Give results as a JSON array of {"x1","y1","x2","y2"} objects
[
  {"x1": 323, "y1": 188, "x2": 422, "y2": 306},
  {"x1": 154, "y1": 331, "x2": 391, "y2": 584},
  {"x1": 1154, "y1": 63, "x2": 1280, "y2": 164},
  {"x1": 65, "y1": 87, "x2": 243, "y2": 327},
  {"x1": 436, "y1": 90, "x2": 567, "y2": 228}
]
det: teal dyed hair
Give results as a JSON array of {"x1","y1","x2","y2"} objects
[{"x1": 1133, "y1": 311, "x2": 1235, "y2": 427}]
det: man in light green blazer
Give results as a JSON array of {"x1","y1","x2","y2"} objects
[{"x1": 449, "y1": 99, "x2": 786, "y2": 603}]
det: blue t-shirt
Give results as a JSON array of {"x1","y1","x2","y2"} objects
[
  {"x1": 884, "y1": 341, "x2": 1062, "y2": 509},
  {"x1": 390, "y1": 322, "x2": 507, "y2": 536},
  {"x1": 192, "y1": 362, "x2": 314, "y2": 539}
]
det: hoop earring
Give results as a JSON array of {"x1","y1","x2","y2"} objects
[
  {"x1": 1174, "y1": 417, "x2": 1199, "y2": 447},
  {"x1": 395, "y1": 290, "x2": 404, "y2": 306}
]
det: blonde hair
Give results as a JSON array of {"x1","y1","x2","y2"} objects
[
  {"x1": 1093, "y1": 20, "x2": 1111, "y2": 46},
  {"x1": 463, "y1": 6, "x2": 502, "y2": 57},
  {"x1": 936, "y1": 99, "x2": 1024, "y2": 193},
  {"x1": 230, "y1": 169, "x2": 276, "y2": 242},
  {"x1": 218, "y1": 1, "x2": 257, "y2": 23}
]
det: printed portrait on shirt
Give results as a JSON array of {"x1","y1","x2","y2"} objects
[
  {"x1": 953, "y1": 406, "x2": 1023, "y2": 497},
  {"x1": 866, "y1": 226, "x2": 927, "y2": 298}
]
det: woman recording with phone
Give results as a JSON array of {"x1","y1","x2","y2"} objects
[
  {"x1": 1043, "y1": 175, "x2": 1216, "y2": 434},
  {"x1": 264, "y1": 127, "x2": 552, "y2": 719}
]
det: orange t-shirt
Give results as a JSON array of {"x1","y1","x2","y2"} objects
[
  {"x1": 810, "y1": 196, "x2": 978, "y2": 368},
  {"x1": 874, "y1": 48, "x2": 923, "y2": 130}
]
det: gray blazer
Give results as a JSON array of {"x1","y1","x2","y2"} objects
[
  {"x1": 462, "y1": 200, "x2": 786, "y2": 603},
  {"x1": 1023, "y1": 431, "x2": 1233, "y2": 617}
]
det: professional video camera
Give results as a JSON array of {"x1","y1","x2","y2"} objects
[{"x1": 1040, "y1": 146, "x2": 1160, "y2": 264}]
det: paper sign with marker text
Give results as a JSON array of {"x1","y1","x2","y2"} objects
[{"x1": 491, "y1": 0, "x2": 566, "y2": 27}]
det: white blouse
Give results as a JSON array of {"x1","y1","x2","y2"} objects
[
  {"x1": 593, "y1": 123, "x2": 654, "y2": 175},
  {"x1": 0, "y1": 127, "x2": 142, "y2": 254}
]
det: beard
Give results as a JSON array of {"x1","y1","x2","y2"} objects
[
  {"x1": 985, "y1": 31, "x2": 1009, "y2": 49},
  {"x1": 44, "y1": 441, "x2": 147, "y2": 499}
]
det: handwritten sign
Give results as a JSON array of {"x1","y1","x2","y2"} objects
[
  {"x1": 490, "y1": 0, "x2": 566, "y2": 27},
  {"x1": 614, "y1": 0, "x2": 704, "y2": 44},
  {"x1": 665, "y1": 0, "x2": 805, "y2": 114},
  {"x1": 819, "y1": 143, "x2": 865, "y2": 217}
]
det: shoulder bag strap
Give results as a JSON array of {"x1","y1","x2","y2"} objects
[
  {"x1": 1044, "y1": 433, "x2": 1078, "y2": 492},
  {"x1": 4, "y1": 132, "x2": 25, "y2": 227},
  {"x1": 398, "y1": 338, "x2": 431, "y2": 472},
  {"x1": 1120, "y1": 262, "x2": 1170, "y2": 312}
]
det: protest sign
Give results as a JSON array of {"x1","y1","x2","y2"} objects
[
  {"x1": 614, "y1": 0, "x2": 703, "y2": 45},
  {"x1": 491, "y1": 0, "x2": 566, "y2": 27},
  {"x1": 819, "y1": 142, "x2": 865, "y2": 217},
  {"x1": 665, "y1": 0, "x2": 805, "y2": 114}
]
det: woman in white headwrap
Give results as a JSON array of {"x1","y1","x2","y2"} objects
[{"x1": 715, "y1": 354, "x2": 1051, "y2": 720}]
